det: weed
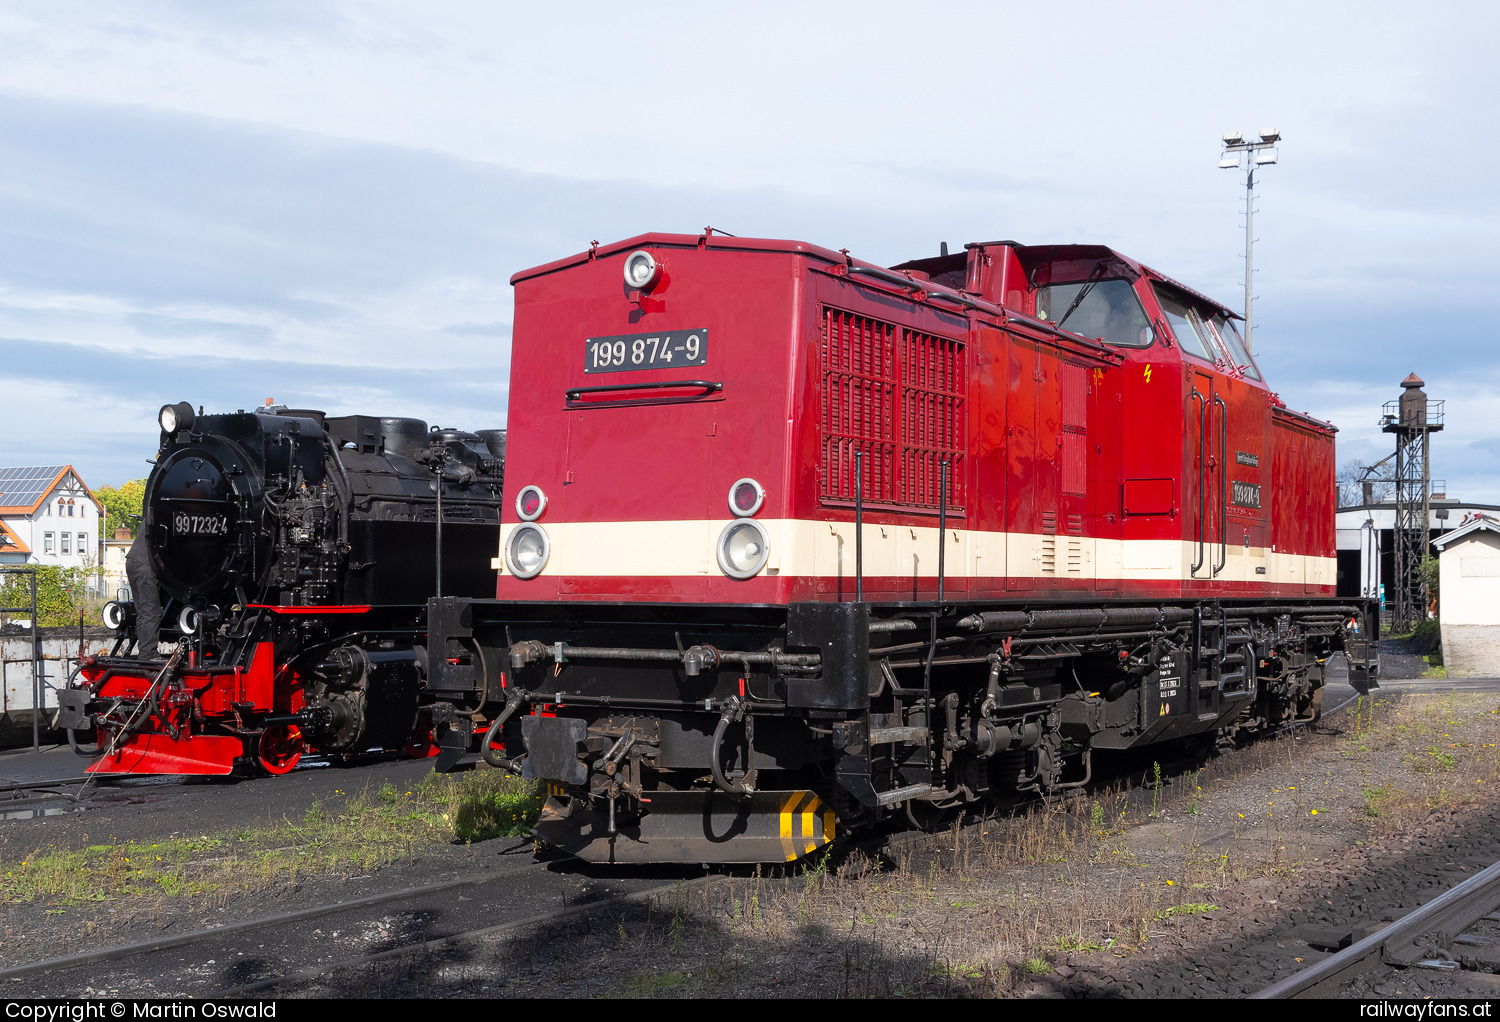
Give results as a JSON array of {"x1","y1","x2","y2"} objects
[
  {"x1": 443, "y1": 771, "x2": 545, "y2": 840},
  {"x1": 669, "y1": 882, "x2": 686, "y2": 954},
  {"x1": 623, "y1": 970, "x2": 688, "y2": 996},
  {"x1": 1051, "y1": 933, "x2": 1105, "y2": 952},
  {"x1": 801, "y1": 847, "x2": 833, "y2": 885},
  {"x1": 1408, "y1": 745, "x2": 1457, "y2": 773},
  {"x1": 1156, "y1": 903, "x2": 1219, "y2": 920}
]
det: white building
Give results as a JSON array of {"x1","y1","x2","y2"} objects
[
  {"x1": 1431, "y1": 516, "x2": 1500, "y2": 678},
  {"x1": 0, "y1": 466, "x2": 106, "y2": 580},
  {"x1": 1334, "y1": 497, "x2": 1500, "y2": 605},
  {"x1": 102, "y1": 526, "x2": 134, "y2": 601}
]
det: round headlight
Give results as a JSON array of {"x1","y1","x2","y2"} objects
[
  {"x1": 158, "y1": 401, "x2": 194, "y2": 435},
  {"x1": 515, "y1": 485, "x2": 547, "y2": 522},
  {"x1": 102, "y1": 601, "x2": 124, "y2": 630},
  {"x1": 717, "y1": 520, "x2": 770, "y2": 580},
  {"x1": 622, "y1": 250, "x2": 661, "y2": 291},
  {"x1": 177, "y1": 604, "x2": 200, "y2": 636},
  {"x1": 728, "y1": 478, "x2": 765, "y2": 517},
  {"x1": 507, "y1": 523, "x2": 550, "y2": 579}
]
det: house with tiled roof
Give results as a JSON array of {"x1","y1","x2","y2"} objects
[
  {"x1": 0, "y1": 466, "x2": 104, "y2": 573},
  {"x1": 0, "y1": 519, "x2": 29, "y2": 564}
]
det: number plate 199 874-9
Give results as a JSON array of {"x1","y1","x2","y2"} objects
[{"x1": 585, "y1": 329, "x2": 707, "y2": 373}]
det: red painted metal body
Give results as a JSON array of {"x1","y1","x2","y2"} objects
[
  {"x1": 494, "y1": 234, "x2": 1335, "y2": 604},
  {"x1": 79, "y1": 641, "x2": 307, "y2": 776}
]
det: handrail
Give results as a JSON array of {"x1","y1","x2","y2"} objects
[
  {"x1": 565, "y1": 379, "x2": 723, "y2": 408},
  {"x1": 1190, "y1": 386, "x2": 1207, "y2": 575},
  {"x1": 1214, "y1": 393, "x2": 1228, "y2": 576}
]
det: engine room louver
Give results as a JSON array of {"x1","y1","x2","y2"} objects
[{"x1": 820, "y1": 307, "x2": 966, "y2": 509}]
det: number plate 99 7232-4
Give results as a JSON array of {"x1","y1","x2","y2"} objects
[{"x1": 585, "y1": 329, "x2": 707, "y2": 373}]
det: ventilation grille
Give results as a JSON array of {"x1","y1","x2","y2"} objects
[
  {"x1": 1061, "y1": 362, "x2": 1089, "y2": 497},
  {"x1": 820, "y1": 307, "x2": 966, "y2": 510}
]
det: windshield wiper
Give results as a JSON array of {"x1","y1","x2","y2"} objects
[{"x1": 1055, "y1": 262, "x2": 1106, "y2": 332}]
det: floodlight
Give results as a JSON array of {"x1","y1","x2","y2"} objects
[
  {"x1": 1222, "y1": 132, "x2": 1244, "y2": 146},
  {"x1": 1259, "y1": 129, "x2": 1281, "y2": 143},
  {"x1": 1219, "y1": 157, "x2": 1240, "y2": 169},
  {"x1": 1253, "y1": 148, "x2": 1278, "y2": 165}
]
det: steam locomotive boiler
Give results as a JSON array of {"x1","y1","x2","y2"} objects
[
  {"x1": 61, "y1": 403, "x2": 506, "y2": 776},
  {"x1": 422, "y1": 230, "x2": 1379, "y2": 865}
]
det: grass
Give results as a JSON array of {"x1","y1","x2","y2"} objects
[
  {"x1": 1341, "y1": 694, "x2": 1500, "y2": 834},
  {"x1": 443, "y1": 770, "x2": 546, "y2": 841},
  {"x1": 0, "y1": 768, "x2": 543, "y2": 909},
  {"x1": 295, "y1": 692, "x2": 1500, "y2": 1000},
  {"x1": 567, "y1": 692, "x2": 1500, "y2": 998},
  {"x1": 1362, "y1": 784, "x2": 1403, "y2": 818}
]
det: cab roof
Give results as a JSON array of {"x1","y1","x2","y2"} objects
[{"x1": 512, "y1": 233, "x2": 1243, "y2": 321}]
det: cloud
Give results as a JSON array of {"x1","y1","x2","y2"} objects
[
  {"x1": 442, "y1": 322, "x2": 509, "y2": 337},
  {"x1": 1, "y1": 1, "x2": 1498, "y2": 504}
]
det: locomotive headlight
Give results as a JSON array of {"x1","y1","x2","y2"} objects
[
  {"x1": 101, "y1": 601, "x2": 133, "y2": 630},
  {"x1": 158, "y1": 401, "x2": 195, "y2": 435},
  {"x1": 507, "y1": 523, "x2": 550, "y2": 579},
  {"x1": 177, "y1": 605, "x2": 201, "y2": 636},
  {"x1": 717, "y1": 519, "x2": 770, "y2": 580},
  {"x1": 622, "y1": 249, "x2": 661, "y2": 291},
  {"x1": 728, "y1": 478, "x2": 765, "y2": 517},
  {"x1": 515, "y1": 485, "x2": 547, "y2": 522}
]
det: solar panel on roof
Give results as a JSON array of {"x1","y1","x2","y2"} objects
[{"x1": 0, "y1": 466, "x2": 67, "y2": 509}]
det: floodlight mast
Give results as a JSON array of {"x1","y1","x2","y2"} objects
[{"x1": 1219, "y1": 130, "x2": 1280, "y2": 353}]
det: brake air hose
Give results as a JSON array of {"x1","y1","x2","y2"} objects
[{"x1": 480, "y1": 693, "x2": 526, "y2": 769}]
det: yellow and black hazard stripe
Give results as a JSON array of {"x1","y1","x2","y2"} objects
[{"x1": 778, "y1": 791, "x2": 836, "y2": 862}]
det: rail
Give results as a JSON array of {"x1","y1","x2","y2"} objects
[{"x1": 1253, "y1": 856, "x2": 1500, "y2": 998}]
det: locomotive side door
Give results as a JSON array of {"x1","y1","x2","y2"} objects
[
  {"x1": 1188, "y1": 368, "x2": 1224, "y2": 581},
  {"x1": 1091, "y1": 363, "x2": 1121, "y2": 594}
]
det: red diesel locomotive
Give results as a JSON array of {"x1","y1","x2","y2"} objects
[{"x1": 425, "y1": 231, "x2": 1377, "y2": 864}]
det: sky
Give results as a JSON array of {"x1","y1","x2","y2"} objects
[{"x1": 1, "y1": 1, "x2": 1497, "y2": 502}]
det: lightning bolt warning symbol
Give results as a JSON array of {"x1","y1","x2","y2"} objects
[{"x1": 1143, "y1": 364, "x2": 1152, "y2": 383}]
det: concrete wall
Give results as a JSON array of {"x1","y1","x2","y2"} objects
[
  {"x1": 0, "y1": 630, "x2": 115, "y2": 745},
  {"x1": 1442, "y1": 624, "x2": 1500, "y2": 679},
  {"x1": 1438, "y1": 529, "x2": 1500, "y2": 677}
]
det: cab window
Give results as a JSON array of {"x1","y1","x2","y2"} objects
[
  {"x1": 1153, "y1": 288, "x2": 1217, "y2": 362},
  {"x1": 1035, "y1": 278, "x2": 1154, "y2": 348},
  {"x1": 1204, "y1": 315, "x2": 1262, "y2": 381}
]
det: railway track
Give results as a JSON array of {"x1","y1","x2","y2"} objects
[
  {"x1": 0, "y1": 679, "x2": 1388, "y2": 997},
  {"x1": 2, "y1": 811, "x2": 959, "y2": 998},
  {"x1": 0, "y1": 843, "x2": 651, "y2": 997},
  {"x1": 1254, "y1": 856, "x2": 1500, "y2": 998}
]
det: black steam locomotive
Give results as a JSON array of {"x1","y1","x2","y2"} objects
[{"x1": 68, "y1": 402, "x2": 506, "y2": 776}]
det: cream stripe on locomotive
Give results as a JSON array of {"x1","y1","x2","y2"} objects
[{"x1": 493, "y1": 519, "x2": 1335, "y2": 587}]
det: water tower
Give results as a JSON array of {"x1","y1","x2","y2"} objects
[{"x1": 1380, "y1": 374, "x2": 1443, "y2": 633}]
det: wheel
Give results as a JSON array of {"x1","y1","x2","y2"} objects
[{"x1": 257, "y1": 725, "x2": 304, "y2": 775}]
